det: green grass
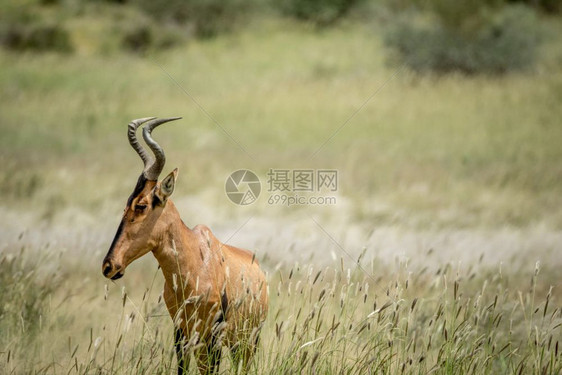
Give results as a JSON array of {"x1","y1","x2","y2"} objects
[
  {"x1": 0, "y1": 242, "x2": 560, "y2": 374},
  {"x1": 1, "y1": 17, "x2": 562, "y2": 228},
  {"x1": 1, "y1": 7, "x2": 562, "y2": 375}
]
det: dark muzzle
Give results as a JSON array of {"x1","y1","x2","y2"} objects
[{"x1": 102, "y1": 260, "x2": 124, "y2": 280}]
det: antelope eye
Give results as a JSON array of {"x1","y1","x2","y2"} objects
[{"x1": 134, "y1": 204, "x2": 147, "y2": 212}]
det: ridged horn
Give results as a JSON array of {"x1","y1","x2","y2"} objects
[
  {"x1": 127, "y1": 117, "x2": 156, "y2": 169},
  {"x1": 142, "y1": 117, "x2": 182, "y2": 180}
]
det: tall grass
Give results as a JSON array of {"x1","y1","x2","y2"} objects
[
  {"x1": 0, "y1": 242, "x2": 560, "y2": 374},
  {"x1": 1, "y1": 9, "x2": 562, "y2": 375}
]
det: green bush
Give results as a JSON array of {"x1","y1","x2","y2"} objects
[
  {"x1": 0, "y1": 1, "x2": 73, "y2": 53},
  {"x1": 121, "y1": 23, "x2": 152, "y2": 53},
  {"x1": 508, "y1": 0, "x2": 561, "y2": 13},
  {"x1": 275, "y1": 0, "x2": 361, "y2": 25},
  {"x1": 87, "y1": 0, "x2": 128, "y2": 3},
  {"x1": 384, "y1": 4, "x2": 542, "y2": 74},
  {"x1": 0, "y1": 22, "x2": 73, "y2": 53},
  {"x1": 133, "y1": 0, "x2": 250, "y2": 38},
  {"x1": 120, "y1": 21, "x2": 185, "y2": 54}
]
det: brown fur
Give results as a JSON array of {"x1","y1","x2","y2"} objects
[{"x1": 102, "y1": 172, "x2": 268, "y2": 374}]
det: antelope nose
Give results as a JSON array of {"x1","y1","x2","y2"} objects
[
  {"x1": 102, "y1": 261, "x2": 122, "y2": 278},
  {"x1": 102, "y1": 262, "x2": 113, "y2": 277}
]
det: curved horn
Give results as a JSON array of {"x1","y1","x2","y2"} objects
[
  {"x1": 128, "y1": 117, "x2": 156, "y2": 169},
  {"x1": 142, "y1": 117, "x2": 182, "y2": 180}
]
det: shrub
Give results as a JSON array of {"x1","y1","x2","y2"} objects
[
  {"x1": 0, "y1": 1, "x2": 73, "y2": 53},
  {"x1": 87, "y1": 0, "x2": 128, "y2": 3},
  {"x1": 121, "y1": 24, "x2": 152, "y2": 53},
  {"x1": 508, "y1": 0, "x2": 561, "y2": 14},
  {"x1": 120, "y1": 22, "x2": 185, "y2": 54},
  {"x1": 39, "y1": 0, "x2": 60, "y2": 5},
  {"x1": 133, "y1": 0, "x2": 250, "y2": 38},
  {"x1": 0, "y1": 22, "x2": 73, "y2": 53},
  {"x1": 275, "y1": 0, "x2": 361, "y2": 26},
  {"x1": 384, "y1": 4, "x2": 542, "y2": 74}
]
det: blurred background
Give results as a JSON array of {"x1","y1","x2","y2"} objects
[
  {"x1": 1, "y1": 0, "x2": 561, "y2": 260},
  {"x1": 1, "y1": 0, "x2": 562, "y2": 371}
]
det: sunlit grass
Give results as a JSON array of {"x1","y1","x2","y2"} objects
[
  {"x1": 1, "y1": 19, "x2": 562, "y2": 228},
  {"x1": 1, "y1": 12, "x2": 562, "y2": 374},
  {"x1": 0, "y1": 241, "x2": 560, "y2": 374}
]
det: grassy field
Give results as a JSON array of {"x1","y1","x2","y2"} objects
[
  {"x1": 2, "y1": 17, "x2": 562, "y2": 227},
  {"x1": 1, "y1": 8, "x2": 562, "y2": 375},
  {"x1": 1, "y1": 234, "x2": 561, "y2": 374}
]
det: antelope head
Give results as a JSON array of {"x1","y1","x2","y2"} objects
[{"x1": 102, "y1": 117, "x2": 181, "y2": 280}]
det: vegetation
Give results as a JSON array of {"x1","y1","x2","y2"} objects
[
  {"x1": 0, "y1": 241, "x2": 560, "y2": 374},
  {"x1": 132, "y1": 0, "x2": 253, "y2": 38},
  {"x1": 508, "y1": 0, "x2": 562, "y2": 13},
  {"x1": 0, "y1": 22, "x2": 73, "y2": 53},
  {"x1": 384, "y1": 3, "x2": 543, "y2": 74},
  {"x1": 1, "y1": 0, "x2": 562, "y2": 374},
  {"x1": 274, "y1": 0, "x2": 362, "y2": 26},
  {"x1": 0, "y1": 248, "x2": 61, "y2": 349},
  {"x1": 0, "y1": 1, "x2": 73, "y2": 53},
  {"x1": 1, "y1": 17, "x2": 562, "y2": 227}
]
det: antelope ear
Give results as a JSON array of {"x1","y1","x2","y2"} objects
[{"x1": 155, "y1": 168, "x2": 178, "y2": 205}]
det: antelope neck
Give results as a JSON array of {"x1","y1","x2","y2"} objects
[{"x1": 150, "y1": 201, "x2": 197, "y2": 288}]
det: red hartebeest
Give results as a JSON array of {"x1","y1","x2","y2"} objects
[{"x1": 101, "y1": 117, "x2": 268, "y2": 374}]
